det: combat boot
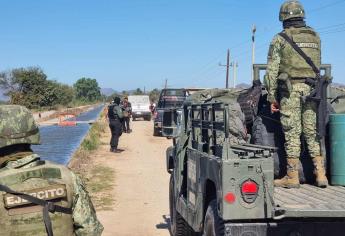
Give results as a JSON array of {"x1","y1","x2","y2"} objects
[
  {"x1": 274, "y1": 158, "x2": 300, "y2": 188},
  {"x1": 312, "y1": 155, "x2": 328, "y2": 188}
]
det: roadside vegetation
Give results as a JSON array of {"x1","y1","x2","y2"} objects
[
  {"x1": 69, "y1": 110, "x2": 115, "y2": 210},
  {"x1": 0, "y1": 67, "x2": 104, "y2": 109}
]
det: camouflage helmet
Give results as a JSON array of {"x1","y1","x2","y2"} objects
[
  {"x1": 0, "y1": 105, "x2": 40, "y2": 149},
  {"x1": 279, "y1": 0, "x2": 305, "y2": 22}
]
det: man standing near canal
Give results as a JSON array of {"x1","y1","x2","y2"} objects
[
  {"x1": 108, "y1": 96, "x2": 124, "y2": 153},
  {"x1": 265, "y1": 0, "x2": 328, "y2": 188},
  {"x1": 0, "y1": 105, "x2": 103, "y2": 236}
]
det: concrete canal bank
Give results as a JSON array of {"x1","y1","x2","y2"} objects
[{"x1": 32, "y1": 104, "x2": 105, "y2": 165}]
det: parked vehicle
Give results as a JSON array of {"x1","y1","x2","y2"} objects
[
  {"x1": 163, "y1": 64, "x2": 345, "y2": 236},
  {"x1": 153, "y1": 89, "x2": 188, "y2": 136},
  {"x1": 128, "y1": 95, "x2": 151, "y2": 121}
]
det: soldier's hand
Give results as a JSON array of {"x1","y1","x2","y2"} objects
[{"x1": 271, "y1": 102, "x2": 280, "y2": 113}]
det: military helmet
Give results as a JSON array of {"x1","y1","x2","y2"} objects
[
  {"x1": 0, "y1": 105, "x2": 40, "y2": 149},
  {"x1": 279, "y1": 0, "x2": 305, "y2": 22}
]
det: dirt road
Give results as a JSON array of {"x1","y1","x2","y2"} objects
[{"x1": 96, "y1": 120, "x2": 172, "y2": 236}]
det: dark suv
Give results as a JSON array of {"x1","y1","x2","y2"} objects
[{"x1": 153, "y1": 88, "x2": 187, "y2": 136}]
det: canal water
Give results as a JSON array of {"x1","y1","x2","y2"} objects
[{"x1": 32, "y1": 105, "x2": 105, "y2": 165}]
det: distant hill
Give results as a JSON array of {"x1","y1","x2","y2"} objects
[
  {"x1": 100, "y1": 88, "x2": 117, "y2": 96},
  {"x1": 236, "y1": 83, "x2": 251, "y2": 89},
  {"x1": 332, "y1": 83, "x2": 345, "y2": 88}
]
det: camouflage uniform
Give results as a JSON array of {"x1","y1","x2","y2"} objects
[
  {"x1": 265, "y1": 0, "x2": 328, "y2": 188},
  {"x1": 0, "y1": 105, "x2": 103, "y2": 235},
  {"x1": 265, "y1": 30, "x2": 321, "y2": 159}
]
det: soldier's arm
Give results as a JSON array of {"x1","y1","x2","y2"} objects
[
  {"x1": 264, "y1": 35, "x2": 284, "y2": 103},
  {"x1": 71, "y1": 173, "x2": 104, "y2": 236}
]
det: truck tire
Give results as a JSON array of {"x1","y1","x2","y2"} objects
[
  {"x1": 145, "y1": 115, "x2": 151, "y2": 121},
  {"x1": 202, "y1": 200, "x2": 224, "y2": 236},
  {"x1": 169, "y1": 175, "x2": 197, "y2": 236}
]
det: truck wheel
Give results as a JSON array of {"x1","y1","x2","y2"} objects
[
  {"x1": 202, "y1": 200, "x2": 224, "y2": 236},
  {"x1": 153, "y1": 127, "x2": 160, "y2": 136},
  {"x1": 170, "y1": 175, "x2": 197, "y2": 236}
]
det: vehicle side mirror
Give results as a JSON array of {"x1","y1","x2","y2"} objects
[{"x1": 162, "y1": 109, "x2": 182, "y2": 138}]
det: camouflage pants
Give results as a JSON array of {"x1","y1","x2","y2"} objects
[{"x1": 279, "y1": 83, "x2": 321, "y2": 159}]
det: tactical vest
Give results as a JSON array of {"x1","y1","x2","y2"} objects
[
  {"x1": 108, "y1": 104, "x2": 119, "y2": 120},
  {"x1": 0, "y1": 161, "x2": 74, "y2": 236},
  {"x1": 279, "y1": 26, "x2": 321, "y2": 78}
]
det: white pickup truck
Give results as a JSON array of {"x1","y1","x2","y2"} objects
[{"x1": 128, "y1": 95, "x2": 152, "y2": 121}]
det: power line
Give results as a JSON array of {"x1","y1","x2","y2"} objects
[
  {"x1": 310, "y1": 0, "x2": 345, "y2": 13},
  {"x1": 317, "y1": 22, "x2": 345, "y2": 31}
]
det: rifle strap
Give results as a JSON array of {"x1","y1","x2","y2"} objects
[
  {"x1": 0, "y1": 184, "x2": 72, "y2": 236},
  {"x1": 278, "y1": 32, "x2": 320, "y2": 76}
]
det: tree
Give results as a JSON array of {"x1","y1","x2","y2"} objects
[
  {"x1": 133, "y1": 88, "x2": 143, "y2": 95},
  {"x1": 0, "y1": 67, "x2": 76, "y2": 108},
  {"x1": 73, "y1": 78, "x2": 101, "y2": 102},
  {"x1": 149, "y1": 88, "x2": 161, "y2": 103},
  {"x1": 0, "y1": 67, "x2": 50, "y2": 108}
]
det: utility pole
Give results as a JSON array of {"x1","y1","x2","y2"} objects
[
  {"x1": 251, "y1": 25, "x2": 256, "y2": 81},
  {"x1": 231, "y1": 61, "x2": 238, "y2": 88},
  {"x1": 219, "y1": 49, "x2": 230, "y2": 89},
  {"x1": 164, "y1": 79, "x2": 168, "y2": 89}
]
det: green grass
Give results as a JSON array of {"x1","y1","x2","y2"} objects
[
  {"x1": 81, "y1": 121, "x2": 106, "y2": 151},
  {"x1": 70, "y1": 114, "x2": 115, "y2": 211}
]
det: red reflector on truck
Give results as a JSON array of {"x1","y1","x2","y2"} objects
[
  {"x1": 241, "y1": 180, "x2": 258, "y2": 194},
  {"x1": 241, "y1": 180, "x2": 259, "y2": 204},
  {"x1": 224, "y1": 192, "x2": 236, "y2": 204}
]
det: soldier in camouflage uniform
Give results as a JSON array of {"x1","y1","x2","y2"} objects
[
  {"x1": 0, "y1": 105, "x2": 103, "y2": 236},
  {"x1": 265, "y1": 0, "x2": 328, "y2": 188}
]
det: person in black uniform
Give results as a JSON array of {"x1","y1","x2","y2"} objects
[{"x1": 107, "y1": 97, "x2": 124, "y2": 153}]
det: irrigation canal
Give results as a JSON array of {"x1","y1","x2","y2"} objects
[{"x1": 32, "y1": 105, "x2": 105, "y2": 165}]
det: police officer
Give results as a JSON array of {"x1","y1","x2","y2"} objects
[
  {"x1": 108, "y1": 96, "x2": 124, "y2": 153},
  {"x1": 0, "y1": 105, "x2": 103, "y2": 236},
  {"x1": 121, "y1": 96, "x2": 132, "y2": 133},
  {"x1": 265, "y1": 0, "x2": 328, "y2": 188}
]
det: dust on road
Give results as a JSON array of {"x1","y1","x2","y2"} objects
[{"x1": 96, "y1": 119, "x2": 172, "y2": 236}]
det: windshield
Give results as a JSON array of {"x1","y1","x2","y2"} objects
[
  {"x1": 128, "y1": 96, "x2": 150, "y2": 104},
  {"x1": 159, "y1": 100, "x2": 184, "y2": 108},
  {"x1": 163, "y1": 89, "x2": 186, "y2": 97}
]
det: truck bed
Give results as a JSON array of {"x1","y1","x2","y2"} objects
[{"x1": 274, "y1": 184, "x2": 345, "y2": 218}]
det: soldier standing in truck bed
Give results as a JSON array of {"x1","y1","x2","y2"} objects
[
  {"x1": 108, "y1": 96, "x2": 124, "y2": 153},
  {"x1": 0, "y1": 105, "x2": 103, "y2": 236},
  {"x1": 264, "y1": 0, "x2": 328, "y2": 188}
]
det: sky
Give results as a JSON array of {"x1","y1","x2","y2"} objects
[{"x1": 0, "y1": 0, "x2": 345, "y2": 91}]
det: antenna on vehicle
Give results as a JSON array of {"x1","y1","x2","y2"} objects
[{"x1": 251, "y1": 25, "x2": 257, "y2": 81}]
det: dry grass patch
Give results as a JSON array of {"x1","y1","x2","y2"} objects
[{"x1": 84, "y1": 165, "x2": 115, "y2": 211}]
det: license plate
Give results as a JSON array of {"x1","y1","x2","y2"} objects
[{"x1": 136, "y1": 112, "x2": 142, "y2": 115}]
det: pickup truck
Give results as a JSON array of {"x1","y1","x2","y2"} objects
[{"x1": 163, "y1": 64, "x2": 345, "y2": 236}]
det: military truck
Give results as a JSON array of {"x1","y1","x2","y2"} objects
[
  {"x1": 163, "y1": 64, "x2": 345, "y2": 236},
  {"x1": 153, "y1": 88, "x2": 188, "y2": 136}
]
